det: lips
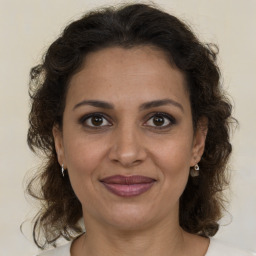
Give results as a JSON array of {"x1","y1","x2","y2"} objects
[{"x1": 100, "y1": 175, "x2": 156, "y2": 197}]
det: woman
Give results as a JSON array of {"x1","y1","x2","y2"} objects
[{"x1": 26, "y1": 3, "x2": 254, "y2": 256}]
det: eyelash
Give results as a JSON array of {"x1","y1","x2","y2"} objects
[
  {"x1": 79, "y1": 112, "x2": 176, "y2": 130},
  {"x1": 79, "y1": 113, "x2": 112, "y2": 130},
  {"x1": 145, "y1": 112, "x2": 176, "y2": 130}
]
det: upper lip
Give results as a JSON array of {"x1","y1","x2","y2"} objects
[{"x1": 100, "y1": 175, "x2": 156, "y2": 185}]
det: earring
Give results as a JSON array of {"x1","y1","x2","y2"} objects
[
  {"x1": 190, "y1": 164, "x2": 199, "y2": 177},
  {"x1": 61, "y1": 164, "x2": 65, "y2": 177}
]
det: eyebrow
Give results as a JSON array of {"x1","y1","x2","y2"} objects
[
  {"x1": 73, "y1": 98, "x2": 184, "y2": 112},
  {"x1": 73, "y1": 100, "x2": 114, "y2": 110},
  {"x1": 139, "y1": 99, "x2": 184, "y2": 112}
]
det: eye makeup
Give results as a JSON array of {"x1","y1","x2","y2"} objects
[{"x1": 78, "y1": 111, "x2": 177, "y2": 132}]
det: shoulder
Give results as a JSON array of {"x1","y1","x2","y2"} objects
[
  {"x1": 36, "y1": 242, "x2": 71, "y2": 256},
  {"x1": 206, "y1": 238, "x2": 256, "y2": 256}
]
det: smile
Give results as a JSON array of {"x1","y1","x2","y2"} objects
[{"x1": 100, "y1": 175, "x2": 156, "y2": 197}]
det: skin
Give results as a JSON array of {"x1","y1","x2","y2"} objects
[{"x1": 53, "y1": 46, "x2": 209, "y2": 256}]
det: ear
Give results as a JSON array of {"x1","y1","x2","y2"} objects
[
  {"x1": 190, "y1": 117, "x2": 208, "y2": 167},
  {"x1": 52, "y1": 125, "x2": 66, "y2": 168}
]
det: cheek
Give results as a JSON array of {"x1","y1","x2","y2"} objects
[
  {"x1": 152, "y1": 135, "x2": 193, "y2": 195},
  {"x1": 62, "y1": 135, "x2": 108, "y2": 199},
  {"x1": 159, "y1": 148, "x2": 191, "y2": 184},
  {"x1": 64, "y1": 134, "x2": 106, "y2": 172},
  {"x1": 152, "y1": 132, "x2": 193, "y2": 171}
]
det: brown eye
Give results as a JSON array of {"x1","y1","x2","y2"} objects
[
  {"x1": 152, "y1": 115, "x2": 165, "y2": 126},
  {"x1": 91, "y1": 116, "x2": 103, "y2": 126},
  {"x1": 82, "y1": 114, "x2": 111, "y2": 128},
  {"x1": 144, "y1": 113, "x2": 175, "y2": 128}
]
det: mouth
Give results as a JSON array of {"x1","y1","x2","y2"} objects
[{"x1": 100, "y1": 175, "x2": 156, "y2": 197}]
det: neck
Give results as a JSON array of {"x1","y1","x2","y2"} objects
[{"x1": 72, "y1": 214, "x2": 188, "y2": 256}]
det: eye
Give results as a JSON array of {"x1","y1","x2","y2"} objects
[
  {"x1": 80, "y1": 113, "x2": 112, "y2": 128},
  {"x1": 144, "y1": 113, "x2": 175, "y2": 128}
]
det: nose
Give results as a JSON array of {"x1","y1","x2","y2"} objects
[{"x1": 108, "y1": 124, "x2": 147, "y2": 167}]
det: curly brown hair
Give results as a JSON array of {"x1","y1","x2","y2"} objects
[{"x1": 27, "y1": 3, "x2": 234, "y2": 249}]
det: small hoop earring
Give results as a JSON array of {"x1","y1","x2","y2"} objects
[
  {"x1": 194, "y1": 164, "x2": 199, "y2": 171},
  {"x1": 190, "y1": 164, "x2": 199, "y2": 177},
  {"x1": 61, "y1": 164, "x2": 65, "y2": 177}
]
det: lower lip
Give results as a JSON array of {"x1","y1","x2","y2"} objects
[{"x1": 102, "y1": 182, "x2": 155, "y2": 197}]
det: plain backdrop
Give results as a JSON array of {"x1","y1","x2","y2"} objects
[{"x1": 0, "y1": 0, "x2": 255, "y2": 255}]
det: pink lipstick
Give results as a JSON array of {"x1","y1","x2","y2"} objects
[{"x1": 100, "y1": 175, "x2": 155, "y2": 197}]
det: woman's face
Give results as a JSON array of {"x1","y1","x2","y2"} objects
[{"x1": 53, "y1": 46, "x2": 206, "y2": 231}]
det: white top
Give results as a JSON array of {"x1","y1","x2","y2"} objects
[{"x1": 37, "y1": 238, "x2": 255, "y2": 256}]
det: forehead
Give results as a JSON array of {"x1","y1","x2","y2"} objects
[{"x1": 67, "y1": 46, "x2": 190, "y2": 110}]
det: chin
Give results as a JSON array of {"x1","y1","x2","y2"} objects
[{"x1": 102, "y1": 204, "x2": 159, "y2": 231}]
